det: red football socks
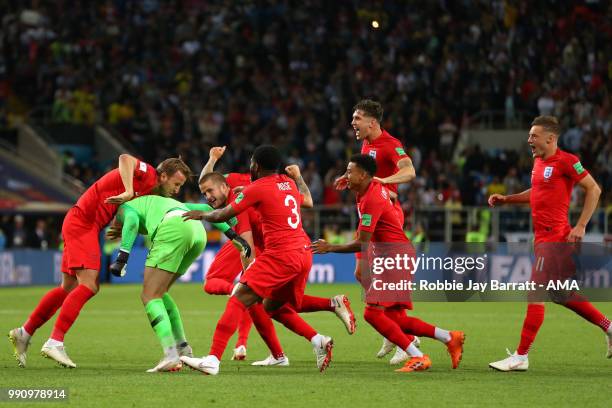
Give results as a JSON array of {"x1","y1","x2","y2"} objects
[
  {"x1": 364, "y1": 306, "x2": 414, "y2": 350},
  {"x1": 203, "y1": 278, "x2": 234, "y2": 295},
  {"x1": 384, "y1": 308, "x2": 436, "y2": 338},
  {"x1": 517, "y1": 304, "x2": 545, "y2": 355},
  {"x1": 298, "y1": 295, "x2": 334, "y2": 313},
  {"x1": 564, "y1": 300, "x2": 611, "y2": 331},
  {"x1": 270, "y1": 304, "x2": 317, "y2": 341},
  {"x1": 50, "y1": 285, "x2": 95, "y2": 341},
  {"x1": 23, "y1": 287, "x2": 69, "y2": 335},
  {"x1": 249, "y1": 303, "x2": 285, "y2": 359},
  {"x1": 209, "y1": 296, "x2": 245, "y2": 359},
  {"x1": 236, "y1": 308, "x2": 253, "y2": 348}
]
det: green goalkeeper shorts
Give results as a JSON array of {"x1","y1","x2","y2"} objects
[{"x1": 145, "y1": 214, "x2": 207, "y2": 275}]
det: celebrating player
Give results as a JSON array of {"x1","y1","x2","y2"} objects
[
  {"x1": 8, "y1": 155, "x2": 191, "y2": 368},
  {"x1": 107, "y1": 194, "x2": 249, "y2": 372},
  {"x1": 336, "y1": 99, "x2": 447, "y2": 363},
  {"x1": 313, "y1": 154, "x2": 465, "y2": 372},
  {"x1": 198, "y1": 146, "x2": 355, "y2": 364},
  {"x1": 180, "y1": 145, "x2": 334, "y2": 375},
  {"x1": 488, "y1": 116, "x2": 611, "y2": 371}
]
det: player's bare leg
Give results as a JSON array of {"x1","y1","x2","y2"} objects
[
  {"x1": 41, "y1": 268, "x2": 99, "y2": 368},
  {"x1": 142, "y1": 267, "x2": 181, "y2": 373}
]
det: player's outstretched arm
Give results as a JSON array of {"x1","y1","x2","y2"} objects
[
  {"x1": 311, "y1": 230, "x2": 372, "y2": 254},
  {"x1": 285, "y1": 165, "x2": 314, "y2": 208},
  {"x1": 184, "y1": 202, "x2": 237, "y2": 232},
  {"x1": 567, "y1": 174, "x2": 601, "y2": 242},
  {"x1": 199, "y1": 146, "x2": 226, "y2": 183},
  {"x1": 488, "y1": 188, "x2": 531, "y2": 207},
  {"x1": 375, "y1": 157, "x2": 415, "y2": 185},
  {"x1": 105, "y1": 154, "x2": 139, "y2": 204},
  {"x1": 183, "y1": 203, "x2": 237, "y2": 224}
]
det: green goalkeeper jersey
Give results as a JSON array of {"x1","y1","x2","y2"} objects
[{"x1": 116, "y1": 195, "x2": 233, "y2": 253}]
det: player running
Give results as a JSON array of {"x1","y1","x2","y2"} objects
[
  {"x1": 180, "y1": 145, "x2": 334, "y2": 375},
  {"x1": 107, "y1": 195, "x2": 249, "y2": 372},
  {"x1": 335, "y1": 99, "x2": 456, "y2": 364},
  {"x1": 312, "y1": 154, "x2": 465, "y2": 372},
  {"x1": 8, "y1": 155, "x2": 191, "y2": 368},
  {"x1": 488, "y1": 116, "x2": 611, "y2": 371},
  {"x1": 198, "y1": 146, "x2": 355, "y2": 363}
]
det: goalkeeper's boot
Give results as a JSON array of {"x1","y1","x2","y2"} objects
[
  {"x1": 146, "y1": 355, "x2": 182, "y2": 373},
  {"x1": 41, "y1": 341, "x2": 76, "y2": 368},
  {"x1": 489, "y1": 349, "x2": 528, "y2": 372},
  {"x1": 376, "y1": 337, "x2": 395, "y2": 358},
  {"x1": 395, "y1": 355, "x2": 431, "y2": 373},
  {"x1": 180, "y1": 355, "x2": 220, "y2": 375},
  {"x1": 251, "y1": 354, "x2": 290, "y2": 367},
  {"x1": 446, "y1": 330, "x2": 465, "y2": 369},
  {"x1": 8, "y1": 327, "x2": 31, "y2": 368},
  {"x1": 232, "y1": 345, "x2": 247, "y2": 361},
  {"x1": 332, "y1": 295, "x2": 356, "y2": 335}
]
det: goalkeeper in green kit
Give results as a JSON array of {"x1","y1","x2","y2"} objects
[{"x1": 107, "y1": 195, "x2": 251, "y2": 372}]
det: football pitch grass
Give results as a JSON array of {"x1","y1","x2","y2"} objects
[{"x1": 1, "y1": 283, "x2": 611, "y2": 407}]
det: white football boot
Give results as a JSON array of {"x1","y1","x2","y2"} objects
[
  {"x1": 489, "y1": 349, "x2": 529, "y2": 372},
  {"x1": 332, "y1": 295, "x2": 356, "y2": 334},
  {"x1": 313, "y1": 335, "x2": 333, "y2": 372},
  {"x1": 232, "y1": 345, "x2": 247, "y2": 361},
  {"x1": 8, "y1": 328, "x2": 31, "y2": 368},
  {"x1": 251, "y1": 354, "x2": 290, "y2": 367},
  {"x1": 41, "y1": 341, "x2": 76, "y2": 368},
  {"x1": 180, "y1": 355, "x2": 220, "y2": 375}
]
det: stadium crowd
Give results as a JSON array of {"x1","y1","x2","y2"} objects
[{"x1": 1, "y1": 1, "x2": 610, "y2": 247}]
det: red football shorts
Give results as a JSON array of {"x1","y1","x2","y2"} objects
[
  {"x1": 206, "y1": 241, "x2": 244, "y2": 282},
  {"x1": 207, "y1": 240, "x2": 264, "y2": 283},
  {"x1": 531, "y1": 241, "x2": 577, "y2": 285},
  {"x1": 240, "y1": 248, "x2": 312, "y2": 308},
  {"x1": 61, "y1": 207, "x2": 102, "y2": 275}
]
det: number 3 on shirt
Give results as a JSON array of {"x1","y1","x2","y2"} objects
[{"x1": 284, "y1": 194, "x2": 300, "y2": 229}]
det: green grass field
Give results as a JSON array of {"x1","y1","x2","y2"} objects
[{"x1": 1, "y1": 283, "x2": 611, "y2": 407}]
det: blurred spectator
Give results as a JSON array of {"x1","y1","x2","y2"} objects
[
  {"x1": 29, "y1": 219, "x2": 50, "y2": 250},
  {"x1": 9, "y1": 215, "x2": 27, "y2": 248}
]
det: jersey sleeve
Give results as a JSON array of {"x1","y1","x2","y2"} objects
[
  {"x1": 134, "y1": 160, "x2": 155, "y2": 181},
  {"x1": 184, "y1": 202, "x2": 233, "y2": 232},
  {"x1": 357, "y1": 195, "x2": 384, "y2": 233},
  {"x1": 118, "y1": 205, "x2": 140, "y2": 253},
  {"x1": 229, "y1": 183, "x2": 260, "y2": 215},
  {"x1": 387, "y1": 138, "x2": 409, "y2": 168},
  {"x1": 234, "y1": 209, "x2": 253, "y2": 235},
  {"x1": 561, "y1": 152, "x2": 589, "y2": 183}
]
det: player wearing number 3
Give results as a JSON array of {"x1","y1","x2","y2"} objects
[{"x1": 180, "y1": 145, "x2": 334, "y2": 375}]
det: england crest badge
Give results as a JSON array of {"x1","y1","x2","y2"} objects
[{"x1": 543, "y1": 166, "x2": 554, "y2": 179}]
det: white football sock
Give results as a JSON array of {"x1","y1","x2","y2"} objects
[
  {"x1": 310, "y1": 333, "x2": 324, "y2": 347},
  {"x1": 20, "y1": 327, "x2": 32, "y2": 340},
  {"x1": 435, "y1": 328, "x2": 451, "y2": 343},
  {"x1": 406, "y1": 341, "x2": 423, "y2": 357}
]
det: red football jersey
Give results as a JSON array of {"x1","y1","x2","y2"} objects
[
  {"x1": 530, "y1": 148, "x2": 588, "y2": 242},
  {"x1": 75, "y1": 160, "x2": 157, "y2": 228},
  {"x1": 357, "y1": 180, "x2": 408, "y2": 243},
  {"x1": 361, "y1": 130, "x2": 408, "y2": 195},
  {"x1": 225, "y1": 173, "x2": 264, "y2": 248},
  {"x1": 230, "y1": 174, "x2": 309, "y2": 251}
]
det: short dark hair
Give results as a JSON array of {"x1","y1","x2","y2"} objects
[
  {"x1": 350, "y1": 154, "x2": 377, "y2": 177},
  {"x1": 156, "y1": 157, "x2": 192, "y2": 179},
  {"x1": 531, "y1": 116, "x2": 561, "y2": 136},
  {"x1": 199, "y1": 171, "x2": 227, "y2": 186},
  {"x1": 353, "y1": 99, "x2": 383, "y2": 123},
  {"x1": 253, "y1": 145, "x2": 282, "y2": 172}
]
